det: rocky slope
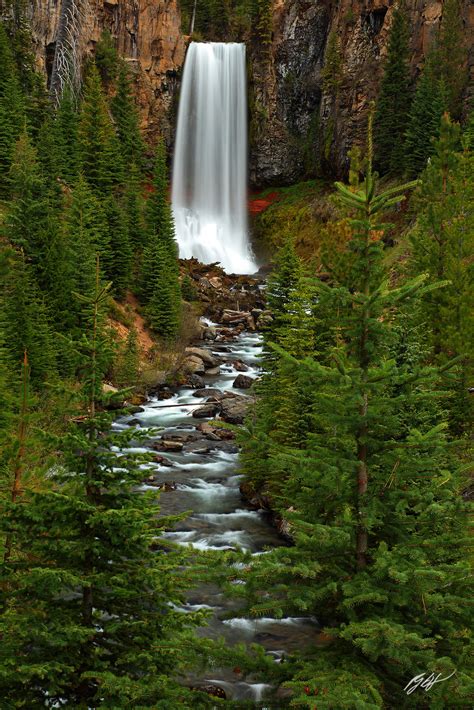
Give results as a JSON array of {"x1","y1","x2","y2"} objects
[{"x1": 27, "y1": 0, "x2": 473, "y2": 181}]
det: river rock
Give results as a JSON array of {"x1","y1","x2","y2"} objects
[
  {"x1": 160, "y1": 440, "x2": 184, "y2": 452},
  {"x1": 233, "y1": 374, "x2": 255, "y2": 389},
  {"x1": 232, "y1": 360, "x2": 249, "y2": 372},
  {"x1": 197, "y1": 422, "x2": 236, "y2": 440},
  {"x1": 183, "y1": 441, "x2": 213, "y2": 454},
  {"x1": 152, "y1": 454, "x2": 174, "y2": 467},
  {"x1": 186, "y1": 374, "x2": 205, "y2": 389},
  {"x1": 205, "y1": 366, "x2": 221, "y2": 376},
  {"x1": 192, "y1": 403, "x2": 221, "y2": 419},
  {"x1": 192, "y1": 388, "x2": 223, "y2": 399},
  {"x1": 183, "y1": 355, "x2": 206, "y2": 375},
  {"x1": 202, "y1": 327, "x2": 217, "y2": 340},
  {"x1": 185, "y1": 346, "x2": 220, "y2": 367},
  {"x1": 220, "y1": 395, "x2": 254, "y2": 424},
  {"x1": 213, "y1": 441, "x2": 239, "y2": 454}
]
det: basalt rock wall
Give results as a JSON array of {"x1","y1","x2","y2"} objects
[
  {"x1": 249, "y1": 0, "x2": 474, "y2": 185},
  {"x1": 27, "y1": 0, "x2": 186, "y2": 144}
]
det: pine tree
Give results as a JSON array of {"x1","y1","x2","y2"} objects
[
  {"x1": 114, "y1": 327, "x2": 140, "y2": 387},
  {"x1": 125, "y1": 161, "x2": 146, "y2": 253},
  {"x1": 321, "y1": 30, "x2": 343, "y2": 98},
  {"x1": 141, "y1": 142, "x2": 181, "y2": 339},
  {"x1": 1, "y1": 248, "x2": 56, "y2": 386},
  {"x1": 78, "y1": 64, "x2": 123, "y2": 196},
  {"x1": 0, "y1": 267, "x2": 214, "y2": 707},
  {"x1": 4, "y1": 129, "x2": 57, "y2": 285},
  {"x1": 404, "y1": 58, "x2": 446, "y2": 177},
  {"x1": 0, "y1": 23, "x2": 25, "y2": 196},
  {"x1": 57, "y1": 175, "x2": 108, "y2": 331},
  {"x1": 111, "y1": 62, "x2": 146, "y2": 169},
  {"x1": 436, "y1": 0, "x2": 467, "y2": 119},
  {"x1": 408, "y1": 113, "x2": 473, "y2": 434},
  {"x1": 54, "y1": 87, "x2": 81, "y2": 184},
  {"x1": 103, "y1": 194, "x2": 133, "y2": 297},
  {"x1": 238, "y1": 113, "x2": 473, "y2": 707},
  {"x1": 374, "y1": 5, "x2": 411, "y2": 174}
]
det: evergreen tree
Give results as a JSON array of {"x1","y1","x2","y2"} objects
[
  {"x1": 0, "y1": 23, "x2": 25, "y2": 196},
  {"x1": 114, "y1": 327, "x2": 140, "y2": 387},
  {"x1": 1, "y1": 249, "x2": 56, "y2": 386},
  {"x1": 321, "y1": 30, "x2": 343, "y2": 98},
  {"x1": 238, "y1": 114, "x2": 473, "y2": 707},
  {"x1": 0, "y1": 268, "x2": 214, "y2": 707},
  {"x1": 54, "y1": 87, "x2": 81, "y2": 184},
  {"x1": 4, "y1": 129, "x2": 57, "y2": 285},
  {"x1": 404, "y1": 58, "x2": 446, "y2": 177},
  {"x1": 103, "y1": 195, "x2": 133, "y2": 297},
  {"x1": 436, "y1": 0, "x2": 467, "y2": 119},
  {"x1": 141, "y1": 142, "x2": 181, "y2": 339},
  {"x1": 111, "y1": 63, "x2": 146, "y2": 169},
  {"x1": 65, "y1": 176, "x2": 110, "y2": 297},
  {"x1": 408, "y1": 113, "x2": 474, "y2": 434},
  {"x1": 125, "y1": 161, "x2": 146, "y2": 253},
  {"x1": 78, "y1": 64, "x2": 123, "y2": 196},
  {"x1": 374, "y1": 5, "x2": 411, "y2": 174}
]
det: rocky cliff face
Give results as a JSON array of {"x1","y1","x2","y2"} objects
[
  {"x1": 27, "y1": 0, "x2": 473, "y2": 184},
  {"x1": 28, "y1": 0, "x2": 185, "y2": 144},
  {"x1": 250, "y1": 0, "x2": 474, "y2": 185}
]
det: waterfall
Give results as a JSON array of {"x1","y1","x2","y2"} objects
[{"x1": 172, "y1": 42, "x2": 257, "y2": 275}]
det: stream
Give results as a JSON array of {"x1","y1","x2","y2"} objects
[{"x1": 113, "y1": 323, "x2": 318, "y2": 706}]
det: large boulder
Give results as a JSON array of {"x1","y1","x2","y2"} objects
[
  {"x1": 220, "y1": 395, "x2": 255, "y2": 424},
  {"x1": 192, "y1": 388, "x2": 224, "y2": 399},
  {"x1": 186, "y1": 374, "x2": 205, "y2": 389},
  {"x1": 233, "y1": 374, "x2": 255, "y2": 390},
  {"x1": 192, "y1": 402, "x2": 221, "y2": 419},
  {"x1": 185, "y1": 346, "x2": 220, "y2": 367},
  {"x1": 183, "y1": 355, "x2": 206, "y2": 375}
]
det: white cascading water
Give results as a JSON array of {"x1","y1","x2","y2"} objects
[{"x1": 172, "y1": 42, "x2": 257, "y2": 274}]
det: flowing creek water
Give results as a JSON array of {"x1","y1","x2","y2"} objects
[{"x1": 113, "y1": 324, "x2": 318, "y2": 705}]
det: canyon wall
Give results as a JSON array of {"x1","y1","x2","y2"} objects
[
  {"x1": 26, "y1": 0, "x2": 473, "y2": 183},
  {"x1": 250, "y1": 0, "x2": 474, "y2": 185},
  {"x1": 27, "y1": 0, "x2": 185, "y2": 143}
]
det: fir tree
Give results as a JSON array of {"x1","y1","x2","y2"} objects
[
  {"x1": 78, "y1": 64, "x2": 123, "y2": 196},
  {"x1": 404, "y1": 58, "x2": 446, "y2": 177},
  {"x1": 58, "y1": 175, "x2": 108, "y2": 331},
  {"x1": 54, "y1": 87, "x2": 81, "y2": 184},
  {"x1": 4, "y1": 129, "x2": 57, "y2": 285},
  {"x1": 0, "y1": 266, "x2": 214, "y2": 707},
  {"x1": 0, "y1": 23, "x2": 25, "y2": 196},
  {"x1": 1, "y1": 249, "x2": 56, "y2": 386},
  {"x1": 111, "y1": 63, "x2": 146, "y2": 169},
  {"x1": 103, "y1": 194, "x2": 133, "y2": 297},
  {"x1": 436, "y1": 0, "x2": 467, "y2": 119},
  {"x1": 409, "y1": 113, "x2": 473, "y2": 434},
  {"x1": 125, "y1": 161, "x2": 146, "y2": 253},
  {"x1": 141, "y1": 142, "x2": 181, "y2": 339},
  {"x1": 238, "y1": 112, "x2": 473, "y2": 707},
  {"x1": 321, "y1": 30, "x2": 343, "y2": 98},
  {"x1": 374, "y1": 5, "x2": 411, "y2": 174}
]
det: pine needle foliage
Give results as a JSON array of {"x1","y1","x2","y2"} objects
[
  {"x1": 237, "y1": 111, "x2": 473, "y2": 707},
  {"x1": 404, "y1": 57, "x2": 446, "y2": 177},
  {"x1": 0, "y1": 264, "x2": 215, "y2": 707},
  {"x1": 141, "y1": 142, "x2": 181, "y2": 340},
  {"x1": 374, "y1": 5, "x2": 411, "y2": 174}
]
